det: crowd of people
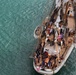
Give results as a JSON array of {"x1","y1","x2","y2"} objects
[
  {"x1": 34, "y1": 19, "x2": 66, "y2": 70},
  {"x1": 34, "y1": 1, "x2": 75, "y2": 71}
]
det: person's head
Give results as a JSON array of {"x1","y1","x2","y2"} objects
[
  {"x1": 41, "y1": 34, "x2": 46, "y2": 39},
  {"x1": 59, "y1": 21, "x2": 63, "y2": 27}
]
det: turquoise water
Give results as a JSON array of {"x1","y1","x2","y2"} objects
[{"x1": 0, "y1": 0, "x2": 76, "y2": 75}]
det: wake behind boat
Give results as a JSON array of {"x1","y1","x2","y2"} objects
[{"x1": 33, "y1": 0, "x2": 76, "y2": 75}]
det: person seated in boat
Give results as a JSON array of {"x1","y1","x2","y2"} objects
[
  {"x1": 36, "y1": 42, "x2": 45, "y2": 54},
  {"x1": 66, "y1": 37, "x2": 73, "y2": 47},
  {"x1": 50, "y1": 23, "x2": 55, "y2": 34},
  {"x1": 57, "y1": 34, "x2": 63, "y2": 46},
  {"x1": 60, "y1": 39, "x2": 66, "y2": 49},
  {"x1": 45, "y1": 23, "x2": 55, "y2": 35},
  {"x1": 42, "y1": 29, "x2": 46, "y2": 37},
  {"x1": 35, "y1": 39, "x2": 45, "y2": 58},
  {"x1": 46, "y1": 24, "x2": 51, "y2": 33},
  {"x1": 42, "y1": 21, "x2": 50, "y2": 30},
  {"x1": 42, "y1": 52, "x2": 49, "y2": 68},
  {"x1": 67, "y1": 3, "x2": 74, "y2": 17},
  {"x1": 35, "y1": 47, "x2": 41, "y2": 58},
  {"x1": 50, "y1": 7, "x2": 59, "y2": 23},
  {"x1": 41, "y1": 35, "x2": 46, "y2": 46},
  {"x1": 45, "y1": 24, "x2": 55, "y2": 38},
  {"x1": 34, "y1": 52, "x2": 40, "y2": 66},
  {"x1": 35, "y1": 57, "x2": 39, "y2": 65},
  {"x1": 48, "y1": 55, "x2": 57, "y2": 69},
  {"x1": 50, "y1": 14, "x2": 55, "y2": 23},
  {"x1": 42, "y1": 51, "x2": 48, "y2": 59},
  {"x1": 60, "y1": 27, "x2": 65, "y2": 35},
  {"x1": 57, "y1": 23, "x2": 64, "y2": 46},
  {"x1": 44, "y1": 57, "x2": 50, "y2": 67},
  {"x1": 57, "y1": 21, "x2": 64, "y2": 35},
  {"x1": 42, "y1": 52, "x2": 57, "y2": 69},
  {"x1": 42, "y1": 17, "x2": 50, "y2": 30},
  {"x1": 68, "y1": 29, "x2": 75, "y2": 37},
  {"x1": 59, "y1": 21, "x2": 64, "y2": 28},
  {"x1": 46, "y1": 33, "x2": 55, "y2": 46},
  {"x1": 35, "y1": 54, "x2": 42, "y2": 66},
  {"x1": 45, "y1": 30, "x2": 49, "y2": 37},
  {"x1": 43, "y1": 53, "x2": 52, "y2": 68},
  {"x1": 41, "y1": 32, "x2": 46, "y2": 39},
  {"x1": 41, "y1": 59, "x2": 45, "y2": 70}
]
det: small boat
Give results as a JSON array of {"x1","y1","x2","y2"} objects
[{"x1": 33, "y1": 0, "x2": 76, "y2": 75}]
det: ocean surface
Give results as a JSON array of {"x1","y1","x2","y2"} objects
[{"x1": 0, "y1": 0, "x2": 76, "y2": 75}]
